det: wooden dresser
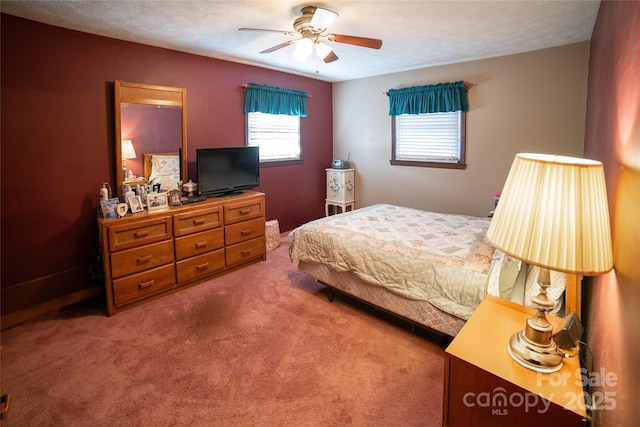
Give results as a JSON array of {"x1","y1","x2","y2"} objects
[{"x1": 98, "y1": 191, "x2": 266, "y2": 315}]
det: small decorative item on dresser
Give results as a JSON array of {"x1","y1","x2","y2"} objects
[
  {"x1": 127, "y1": 195, "x2": 144, "y2": 213},
  {"x1": 147, "y1": 192, "x2": 169, "y2": 212},
  {"x1": 115, "y1": 203, "x2": 128, "y2": 218},
  {"x1": 99, "y1": 182, "x2": 111, "y2": 202},
  {"x1": 100, "y1": 197, "x2": 119, "y2": 218},
  {"x1": 168, "y1": 189, "x2": 182, "y2": 206},
  {"x1": 183, "y1": 180, "x2": 197, "y2": 197}
]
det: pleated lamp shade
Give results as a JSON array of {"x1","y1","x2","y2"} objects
[
  {"x1": 486, "y1": 153, "x2": 613, "y2": 275},
  {"x1": 121, "y1": 139, "x2": 137, "y2": 160}
]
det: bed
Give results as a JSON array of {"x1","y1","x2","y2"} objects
[
  {"x1": 143, "y1": 152, "x2": 181, "y2": 191},
  {"x1": 288, "y1": 204, "x2": 579, "y2": 337}
]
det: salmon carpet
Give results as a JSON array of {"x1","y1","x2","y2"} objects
[{"x1": 1, "y1": 234, "x2": 448, "y2": 426}]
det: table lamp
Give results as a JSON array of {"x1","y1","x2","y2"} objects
[
  {"x1": 121, "y1": 139, "x2": 137, "y2": 180},
  {"x1": 486, "y1": 153, "x2": 613, "y2": 373}
]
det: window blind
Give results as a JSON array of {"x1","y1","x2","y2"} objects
[{"x1": 394, "y1": 112, "x2": 462, "y2": 162}]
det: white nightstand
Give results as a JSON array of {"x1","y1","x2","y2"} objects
[{"x1": 325, "y1": 168, "x2": 355, "y2": 216}]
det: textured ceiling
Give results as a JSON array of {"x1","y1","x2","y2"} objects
[{"x1": 1, "y1": 0, "x2": 601, "y2": 82}]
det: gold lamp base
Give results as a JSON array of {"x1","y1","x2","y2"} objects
[
  {"x1": 507, "y1": 267, "x2": 564, "y2": 373},
  {"x1": 508, "y1": 330, "x2": 563, "y2": 373},
  {"x1": 508, "y1": 308, "x2": 563, "y2": 373}
]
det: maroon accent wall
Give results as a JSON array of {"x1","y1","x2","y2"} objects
[
  {"x1": 583, "y1": 1, "x2": 640, "y2": 425},
  {"x1": 1, "y1": 14, "x2": 332, "y2": 312}
]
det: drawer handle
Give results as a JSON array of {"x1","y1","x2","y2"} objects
[
  {"x1": 193, "y1": 218, "x2": 206, "y2": 225},
  {"x1": 139, "y1": 280, "x2": 154, "y2": 289},
  {"x1": 136, "y1": 255, "x2": 152, "y2": 264},
  {"x1": 240, "y1": 228, "x2": 253, "y2": 236},
  {"x1": 195, "y1": 241, "x2": 208, "y2": 249},
  {"x1": 241, "y1": 249, "x2": 252, "y2": 257},
  {"x1": 239, "y1": 208, "x2": 251, "y2": 215},
  {"x1": 196, "y1": 263, "x2": 209, "y2": 271},
  {"x1": 134, "y1": 230, "x2": 149, "y2": 238}
]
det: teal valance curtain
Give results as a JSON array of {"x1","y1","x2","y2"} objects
[
  {"x1": 243, "y1": 83, "x2": 308, "y2": 117},
  {"x1": 388, "y1": 81, "x2": 469, "y2": 115}
]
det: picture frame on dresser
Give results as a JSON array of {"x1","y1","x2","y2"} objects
[
  {"x1": 168, "y1": 189, "x2": 182, "y2": 206},
  {"x1": 127, "y1": 195, "x2": 144, "y2": 213},
  {"x1": 147, "y1": 192, "x2": 168, "y2": 211},
  {"x1": 100, "y1": 197, "x2": 119, "y2": 218}
]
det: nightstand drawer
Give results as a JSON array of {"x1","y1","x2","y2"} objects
[
  {"x1": 174, "y1": 206, "x2": 223, "y2": 237},
  {"x1": 113, "y1": 264, "x2": 176, "y2": 307},
  {"x1": 109, "y1": 216, "x2": 172, "y2": 252},
  {"x1": 176, "y1": 249, "x2": 225, "y2": 283},
  {"x1": 224, "y1": 198, "x2": 264, "y2": 225},
  {"x1": 226, "y1": 238, "x2": 265, "y2": 267},
  {"x1": 225, "y1": 218, "x2": 265, "y2": 246},
  {"x1": 110, "y1": 240, "x2": 174, "y2": 279},
  {"x1": 175, "y1": 228, "x2": 225, "y2": 261}
]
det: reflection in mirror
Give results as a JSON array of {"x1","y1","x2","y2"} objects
[
  {"x1": 143, "y1": 152, "x2": 181, "y2": 191},
  {"x1": 114, "y1": 80, "x2": 187, "y2": 200},
  {"x1": 120, "y1": 104, "x2": 182, "y2": 182}
]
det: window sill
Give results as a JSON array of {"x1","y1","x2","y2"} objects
[
  {"x1": 390, "y1": 160, "x2": 466, "y2": 170},
  {"x1": 260, "y1": 159, "x2": 303, "y2": 168}
]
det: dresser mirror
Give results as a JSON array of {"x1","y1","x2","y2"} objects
[{"x1": 114, "y1": 80, "x2": 187, "y2": 199}]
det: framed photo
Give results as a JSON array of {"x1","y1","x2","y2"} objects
[
  {"x1": 168, "y1": 189, "x2": 182, "y2": 206},
  {"x1": 147, "y1": 192, "x2": 169, "y2": 212},
  {"x1": 127, "y1": 195, "x2": 144, "y2": 213},
  {"x1": 100, "y1": 197, "x2": 119, "y2": 218}
]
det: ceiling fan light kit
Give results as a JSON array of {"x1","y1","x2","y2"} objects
[
  {"x1": 239, "y1": 5, "x2": 382, "y2": 66},
  {"x1": 293, "y1": 37, "x2": 314, "y2": 61}
]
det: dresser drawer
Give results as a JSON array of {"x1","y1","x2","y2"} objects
[
  {"x1": 226, "y1": 237, "x2": 266, "y2": 267},
  {"x1": 111, "y1": 240, "x2": 174, "y2": 279},
  {"x1": 175, "y1": 228, "x2": 224, "y2": 261},
  {"x1": 109, "y1": 216, "x2": 172, "y2": 252},
  {"x1": 176, "y1": 249, "x2": 225, "y2": 283},
  {"x1": 224, "y1": 198, "x2": 264, "y2": 225},
  {"x1": 113, "y1": 264, "x2": 176, "y2": 307},
  {"x1": 174, "y1": 206, "x2": 223, "y2": 237},
  {"x1": 225, "y1": 218, "x2": 265, "y2": 246}
]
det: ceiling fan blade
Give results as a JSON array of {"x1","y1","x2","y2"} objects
[
  {"x1": 323, "y1": 50, "x2": 339, "y2": 63},
  {"x1": 326, "y1": 34, "x2": 383, "y2": 49},
  {"x1": 260, "y1": 40, "x2": 296, "y2": 54},
  {"x1": 238, "y1": 28, "x2": 294, "y2": 36}
]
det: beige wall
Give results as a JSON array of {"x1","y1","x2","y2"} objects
[{"x1": 333, "y1": 42, "x2": 589, "y2": 217}]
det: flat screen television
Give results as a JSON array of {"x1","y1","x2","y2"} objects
[{"x1": 196, "y1": 146, "x2": 260, "y2": 197}]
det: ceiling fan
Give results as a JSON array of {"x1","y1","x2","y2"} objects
[{"x1": 238, "y1": 5, "x2": 383, "y2": 64}]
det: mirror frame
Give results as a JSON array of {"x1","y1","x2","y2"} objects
[{"x1": 114, "y1": 80, "x2": 187, "y2": 199}]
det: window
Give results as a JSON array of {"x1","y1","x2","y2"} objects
[
  {"x1": 391, "y1": 111, "x2": 466, "y2": 169},
  {"x1": 246, "y1": 112, "x2": 302, "y2": 164}
]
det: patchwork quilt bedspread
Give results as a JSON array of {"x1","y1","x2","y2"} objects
[{"x1": 288, "y1": 204, "x2": 495, "y2": 319}]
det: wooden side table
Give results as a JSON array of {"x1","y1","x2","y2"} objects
[{"x1": 443, "y1": 295, "x2": 586, "y2": 426}]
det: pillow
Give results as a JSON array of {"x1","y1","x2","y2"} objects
[
  {"x1": 486, "y1": 250, "x2": 522, "y2": 300},
  {"x1": 524, "y1": 266, "x2": 566, "y2": 316}
]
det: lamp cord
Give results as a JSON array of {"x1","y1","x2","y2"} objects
[{"x1": 556, "y1": 340, "x2": 592, "y2": 369}]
